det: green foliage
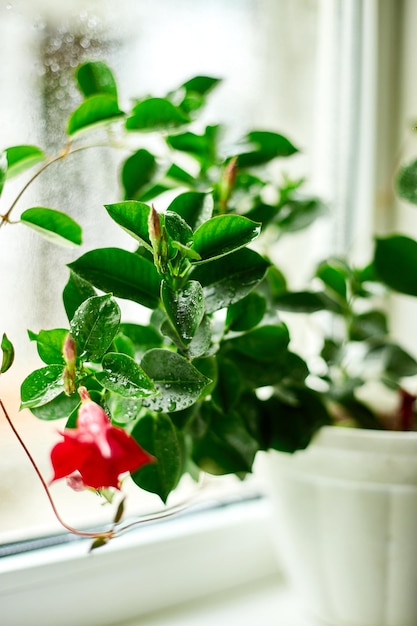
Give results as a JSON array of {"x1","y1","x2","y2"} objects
[
  {"x1": 374, "y1": 235, "x2": 417, "y2": 296},
  {"x1": 131, "y1": 413, "x2": 183, "y2": 502},
  {"x1": 67, "y1": 94, "x2": 124, "y2": 135},
  {"x1": 1, "y1": 333, "x2": 14, "y2": 374},
  {"x1": 191, "y1": 215, "x2": 261, "y2": 262},
  {"x1": 28, "y1": 328, "x2": 68, "y2": 364},
  {"x1": 68, "y1": 248, "x2": 161, "y2": 309},
  {"x1": 3, "y1": 145, "x2": 46, "y2": 179},
  {"x1": 69, "y1": 294, "x2": 121, "y2": 361},
  {"x1": 396, "y1": 158, "x2": 417, "y2": 205},
  {"x1": 4, "y1": 55, "x2": 417, "y2": 515},
  {"x1": 121, "y1": 150, "x2": 157, "y2": 201},
  {"x1": 76, "y1": 61, "x2": 118, "y2": 99},
  {"x1": 20, "y1": 208, "x2": 82, "y2": 247},
  {"x1": 97, "y1": 352, "x2": 156, "y2": 398},
  {"x1": 2, "y1": 59, "x2": 336, "y2": 505},
  {"x1": 236, "y1": 130, "x2": 298, "y2": 167}
]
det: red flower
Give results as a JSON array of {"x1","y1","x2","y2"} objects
[{"x1": 50, "y1": 387, "x2": 154, "y2": 490}]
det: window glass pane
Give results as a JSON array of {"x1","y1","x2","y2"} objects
[{"x1": 0, "y1": 0, "x2": 320, "y2": 543}]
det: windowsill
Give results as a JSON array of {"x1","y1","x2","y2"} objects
[
  {"x1": 0, "y1": 492, "x2": 304, "y2": 626},
  {"x1": 118, "y1": 575, "x2": 315, "y2": 626}
]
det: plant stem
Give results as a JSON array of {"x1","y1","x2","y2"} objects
[
  {"x1": 0, "y1": 141, "x2": 119, "y2": 229},
  {"x1": 0, "y1": 395, "x2": 204, "y2": 543},
  {"x1": 0, "y1": 396, "x2": 113, "y2": 540}
]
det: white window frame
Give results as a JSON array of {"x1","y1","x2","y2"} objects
[{"x1": 0, "y1": 495, "x2": 278, "y2": 626}]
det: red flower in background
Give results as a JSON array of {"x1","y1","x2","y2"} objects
[{"x1": 50, "y1": 387, "x2": 153, "y2": 490}]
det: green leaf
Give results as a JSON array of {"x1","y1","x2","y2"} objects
[
  {"x1": 3, "y1": 145, "x2": 46, "y2": 179},
  {"x1": 316, "y1": 260, "x2": 347, "y2": 300},
  {"x1": 236, "y1": 131, "x2": 298, "y2": 167},
  {"x1": 226, "y1": 292, "x2": 266, "y2": 331},
  {"x1": 191, "y1": 248, "x2": 270, "y2": 313},
  {"x1": 121, "y1": 150, "x2": 157, "y2": 201},
  {"x1": 68, "y1": 248, "x2": 161, "y2": 309},
  {"x1": 231, "y1": 349, "x2": 298, "y2": 388},
  {"x1": 321, "y1": 338, "x2": 342, "y2": 365},
  {"x1": 349, "y1": 310, "x2": 388, "y2": 341},
  {"x1": 164, "y1": 210, "x2": 194, "y2": 247},
  {"x1": 226, "y1": 324, "x2": 290, "y2": 362},
  {"x1": 366, "y1": 342, "x2": 417, "y2": 379},
  {"x1": 261, "y1": 388, "x2": 329, "y2": 452},
  {"x1": 186, "y1": 315, "x2": 212, "y2": 359},
  {"x1": 192, "y1": 215, "x2": 261, "y2": 263},
  {"x1": 141, "y1": 349, "x2": 210, "y2": 412},
  {"x1": 126, "y1": 98, "x2": 189, "y2": 131},
  {"x1": 273, "y1": 290, "x2": 344, "y2": 314},
  {"x1": 396, "y1": 159, "x2": 417, "y2": 205},
  {"x1": 139, "y1": 182, "x2": 173, "y2": 203},
  {"x1": 182, "y1": 75, "x2": 221, "y2": 97},
  {"x1": 167, "y1": 192, "x2": 213, "y2": 231},
  {"x1": 63, "y1": 272, "x2": 97, "y2": 322},
  {"x1": 166, "y1": 126, "x2": 218, "y2": 162},
  {"x1": 266, "y1": 265, "x2": 287, "y2": 297},
  {"x1": 69, "y1": 294, "x2": 121, "y2": 361},
  {"x1": 20, "y1": 207, "x2": 82, "y2": 247},
  {"x1": 97, "y1": 352, "x2": 156, "y2": 398},
  {"x1": 0, "y1": 152, "x2": 6, "y2": 196},
  {"x1": 20, "y1": 365, "x2": 65, "y2": 409},
  {"x1": 104, "y1": 201, "x2": 152, "y2": 249},
  {"x1": 131, "y1": 413, "x2": 182, "y2": 502},
  {"x1": 67, "y1": 94, "x2": 124, "y2": 135},
  {"x1": 76, "y1": 61, "x2": 118, "y2": 99},
  {"x1": 30, "y1": 391, "x2": 80, "y2": 421},
  {"x1": 192, "y1": 405, "x2": 258, "y2": 475},
  {"x1": 384, "y1": 343, "x2": 417, "y2": 378},
  {"x1": 276, "y1": 197, "x2": 327, "y2": 233},
  {"x1": 107, "y1": 395, "x2": 143, "y2": 426},
  {"x1": 118, "y1": 323, "x2": 163, "y2": 358},
  {"x1": 28, "y1": 328, "x2": 68, "y2": 365},
  {"x1": 1, "y1": 333, "x2": 15, "y2": 374},
  {"x1": 168, "y1": 76, "x2": 220, "y2": 115},
  {"x1": 374, "y1": 235, "x2": 417, "y2": 296},
  {"x1": 161, "y1": 280, "x2": 205, "y2": 344},
  {"x1": 113, "y1": 333, "x2": 135, "y2": 358},
  {"x1": 212, "y1": 357, "x2": 242, "y2": 413},
  {"x1": 331, "y1": 394, "x2": 381, "y2": 430},
  {"x1": 165, "y1": 163, "x2": 196, "y2": 186}
]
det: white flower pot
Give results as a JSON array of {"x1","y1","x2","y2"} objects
[{"x1": 258, "y1": 426, "x2": 417, "y2": 626}]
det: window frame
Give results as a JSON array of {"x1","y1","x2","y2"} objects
[{"x1": 0, "y1": 495, "x2": 279, "y2": 626}]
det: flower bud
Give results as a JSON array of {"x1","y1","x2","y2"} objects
[
  {"x1": 62, "y1": 333, "x2": 77, "y2": 396},
  {"x1": 148, "y1": 204, "x2": 168, "y2": 274},
  {"x1": 148, "y1": 204, "x2": 161, "y2": 250},
  {"x1": 218, "y1": 156, "x2": 238, "y2": 211},
  {"x1": 63, "y1": 333, "x2": 76, "y2": 367},
  {"x1": 224, "y1": 156, "x2": 238, "y2": 191}
]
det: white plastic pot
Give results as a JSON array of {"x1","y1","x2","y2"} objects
[{"x1": 258, "y1": 426, "x2": 417, "y2": 626}]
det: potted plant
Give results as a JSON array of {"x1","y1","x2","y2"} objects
[
  {"x1": 257, "y1": 159, "x2": 417, "y2": 624},
  {"x1": 0, "y1": 60, "x2": 330, "y2": 549},
  {"x1": 4, "y1": 57, "x2": 417, "y2": 626}
]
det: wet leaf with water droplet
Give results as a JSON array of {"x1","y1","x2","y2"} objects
[
  {"x1": 161, "y1": 280, "x2": 204, "y2": 344},
  {"x1": 70, "y1": 294, "x2": 121, "y2": 362},
  {"x1": 141, "y1": 349, "x2": 210, "y2": 412},
  {"x1": 97, "y1": 352, "x2": 156, "y2": 398},
  {"x1": 131, "y1": 413, "x2": 183, "y2": 502}
]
